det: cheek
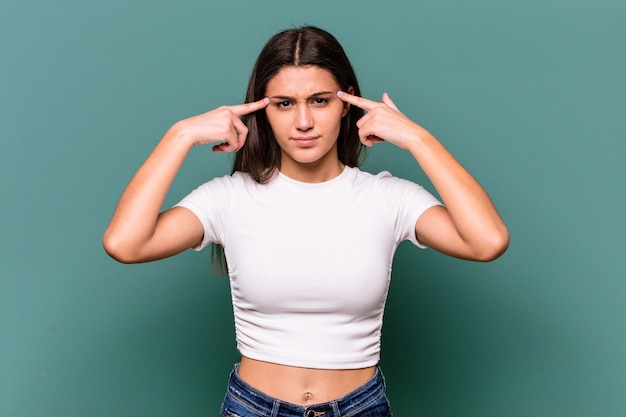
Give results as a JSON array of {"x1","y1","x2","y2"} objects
[
  {"x1": 326, "y1": 108, "x2": 344, "y2": 130},
  {"x1": 265, "y1": 110, "x2": 285, "y2": 133}
]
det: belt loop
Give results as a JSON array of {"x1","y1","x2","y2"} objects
[
  {"x1": 378, "y1": 366, "x2": 387, "y2": 389},
  {"x1": 270, "y1": 399, "x2": 281, "y2": 417},
  {"x1": 331, "y1": 400, "x2": 341, "y2": 417}
]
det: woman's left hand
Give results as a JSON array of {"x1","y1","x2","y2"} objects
[
  {"x1": 337, "y1": 91, "x2": 432, "y2": 150},
  {"x1": 338, "y1": 90, "x2": 509, "y2": 262}
]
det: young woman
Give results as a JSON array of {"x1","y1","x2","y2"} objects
[{"x1": 103, "y1": 26, "x2": 509, "y2": 417}]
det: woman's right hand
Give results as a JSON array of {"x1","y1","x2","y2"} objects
[
  {"x1": 103, "y1": 97, "x2": 269, "y2": 263},
  {"x1": 174, "y1": 98, "x2": 269, "y2": 152}
]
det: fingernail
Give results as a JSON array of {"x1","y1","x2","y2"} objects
[
  {"x1": 337, "y1": 91, "x2": 344, "y2": 97},
  {"x1": 263, "y1": 97, "x2": 269, "y2": 104}
]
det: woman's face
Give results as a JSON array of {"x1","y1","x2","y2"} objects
[{"x1": 265, "y1": 65, "x2": 349, "y2": 180}]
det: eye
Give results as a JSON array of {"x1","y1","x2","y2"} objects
[
  {"x1": 276, "y1": 100, "x2": 292, "y2": 109},
  {"x1": 312, "y1": 97, "x2": 329, "y2": 106}
]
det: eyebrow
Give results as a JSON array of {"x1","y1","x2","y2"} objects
[{"x1": 269, "y1": 91, "x2": 335, "y2": 100}]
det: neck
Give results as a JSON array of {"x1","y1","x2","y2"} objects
[
  {"x1": 279, "y1": 147, "x2": 345, "y2": 183},
  {"x1": 280, "y1": 160, "x2": 345, "y2": 183}
]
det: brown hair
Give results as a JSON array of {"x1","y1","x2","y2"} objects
[
  {"x1": 234, "y1": 26, "x2": 365, "y2": 182},
  {"x1": 213, "y1": 26, "x2": 365, "y2": 274}
]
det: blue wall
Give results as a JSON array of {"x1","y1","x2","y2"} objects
[{"x1": 1, "y1": 0, "x2": 624, "y2": 415}]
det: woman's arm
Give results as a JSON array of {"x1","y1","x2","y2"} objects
[
  {"x1": 102, "y1": 99, "x2": 269, "y2": 263},
  {"x1": 338, "y1": 91, "x2": 509, "y2": 261}
]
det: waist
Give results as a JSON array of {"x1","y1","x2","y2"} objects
[{"x1": 237, "y1": 356, "x2": 378, "y2": 406}]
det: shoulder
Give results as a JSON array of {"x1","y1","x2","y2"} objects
[
  {"x1": 346, "y1": 166, "x2": 416, "y2": 190},
  {"x1": 176, "y1": 172, "x2": 258, "y2": 210},
  {"x1": 212, "y1": 171, "x2": 255, "y2": 185},
  {"x1": 344, "y1": 166, "x2": 388, "y2": 185},
  {"x1": 192, "y1": 171, "x2": 255, "y2": 192},
  {"x1": 356, "y1": 168, "x2": 442, "y2": 209}
]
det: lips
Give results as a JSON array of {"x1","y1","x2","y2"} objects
[{"x1": 292, "y1": 136, "x2": 319, "y2": 147}]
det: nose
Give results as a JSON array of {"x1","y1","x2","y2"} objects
[{"x1": 295, "y1": 104, "x2": 313, "y2": 131}]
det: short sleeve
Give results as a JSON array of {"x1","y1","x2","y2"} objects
[
  {"x1": 173, "y1": 174, "x2": 236, "y2": 251},
  {"x1": 377, "y1": 171, "x2": 443, "y2": 248}
]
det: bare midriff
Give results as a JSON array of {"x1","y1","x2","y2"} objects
[{"x1": 237, "y1": 356, "x2": 377, "y2": 406}]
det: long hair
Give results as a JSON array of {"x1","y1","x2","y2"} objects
[
  {"x1": 213, "y1": 26, "x2": 365, "y2": 275},
  {"x1": 235, "y1": 26, "x2": 365, "y2": 182}
]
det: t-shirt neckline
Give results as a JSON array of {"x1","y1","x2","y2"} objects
[{"x1": 277, "y1": 166, "x2": 352, "y2": 188}]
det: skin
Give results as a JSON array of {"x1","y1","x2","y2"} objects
[
  {"x1": 264, "y1": 65, "x2": 350, "y2": 182},
  {"x1": 103, "y1": 64, "x2": 509, "y2": 406},
  {"x1": 337, "y1": 91, "x2": 510, "y2": 261}
]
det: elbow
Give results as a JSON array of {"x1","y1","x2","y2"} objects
[
  {"x1": 102, "y1": 232, "x2": 144, "y2": 264},
  {"x1": 474, "y1": 228, "x2": 510, "y2": 262}
]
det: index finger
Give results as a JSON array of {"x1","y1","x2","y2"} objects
[
  {"x1": 230, "y1": 97, "x2": 270, "y2": 116},
  {"x1": 337, "y1": 91, "x2": 378, "y2": 111}
]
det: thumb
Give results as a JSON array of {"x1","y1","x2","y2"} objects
[{"x1": 382, "y1": 92, "x2": 399, "y2": 111}]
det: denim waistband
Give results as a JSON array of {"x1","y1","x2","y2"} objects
[{"x1": 225, "y1": 363, "x2": 387, "y2": 417}]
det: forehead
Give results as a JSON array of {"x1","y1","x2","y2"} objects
[{"x1": 266, "y1": 65, "x2": 340, "y2": 96}]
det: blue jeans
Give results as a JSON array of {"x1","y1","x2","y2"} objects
[{"x1": 220, "y1": 364, "x2": 393, "y2": 417}]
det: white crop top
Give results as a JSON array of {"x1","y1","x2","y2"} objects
[{"x1": 175, "y1": 167, "x2": 441, "y2": 369}]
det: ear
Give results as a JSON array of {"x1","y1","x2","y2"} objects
[{"x1": 341, "y1": 86, "x2": 355, "y2": 117}]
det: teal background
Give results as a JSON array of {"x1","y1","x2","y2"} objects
[{"x1": 1, "y1": 0, "x2": 624, "y2": 415}]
